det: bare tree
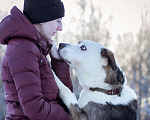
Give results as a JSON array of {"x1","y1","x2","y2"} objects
[
  {"x1": 76, "y1": 0, "x2": 112, "y2": 46},
  {"x1": 114, "y1": 11, "x2": 150, "y2": 120}
]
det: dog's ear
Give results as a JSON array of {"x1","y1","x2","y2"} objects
[
  {"x1": 101, "y1": 48, "x2": 117, "y2": 71},
  {"x1": 116, "y1": 69, "x2": 125, "y2": 84}
]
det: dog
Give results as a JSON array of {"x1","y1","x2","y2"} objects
[{"x1": 52, "y1": 40, "x2": 137, "y2": 120}]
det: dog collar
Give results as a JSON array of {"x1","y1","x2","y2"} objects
[{"x1": 90, "y1": 87, "x2": 122, "y2": 97}]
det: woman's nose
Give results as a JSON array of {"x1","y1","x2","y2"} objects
[{"x1": 57, "y1": 23, "x2": 63, "y2": 31}]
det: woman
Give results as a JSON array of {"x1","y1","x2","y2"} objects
[{"x1": 0, "y1": 0, "x2": 73, "y2": 119}]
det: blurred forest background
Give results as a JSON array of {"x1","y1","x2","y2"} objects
[{"x1": 0, "y1": 0, "x2": 150, "y2": 120}]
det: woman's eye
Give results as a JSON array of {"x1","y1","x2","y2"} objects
[{"x1": 80, "y1": 45, "x2": 87, "y2": 51}]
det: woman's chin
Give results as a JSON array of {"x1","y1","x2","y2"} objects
[
  {"x1": 45, "y1": 36, "x2": 53, "y2": 42},
  {"x1": 48, "y1": 39, "x2": 54, "y2": 42}
]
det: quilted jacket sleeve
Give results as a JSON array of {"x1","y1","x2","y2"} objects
[
  {"x1": 51, "y1": 57, "x2": 73, "y2": 92},
  {"x1": 8, "y1": 43, "x2": 70, "y2": 120}
]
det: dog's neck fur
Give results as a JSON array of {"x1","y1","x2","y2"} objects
[
  {"x1": 74, "y1": 63, "x2": 137, "y2": 109},
  {"x1": 74, "y1": 67, "x2": 111, "y2": 89},
  {"x1": 74, "y1": 66, "x2": 123, "y2": 91}
]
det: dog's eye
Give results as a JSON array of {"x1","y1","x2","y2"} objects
[{"x1": 80, "y1": 45, "x2": 87, "y2": 51}]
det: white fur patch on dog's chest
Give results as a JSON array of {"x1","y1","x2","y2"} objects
[{"x1": 78, "y1": 86, "x2": 137, "y2": 108}]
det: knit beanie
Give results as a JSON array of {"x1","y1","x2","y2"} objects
[{"x1": 23, "y1": 0, "x2": 65, "y2": 24}]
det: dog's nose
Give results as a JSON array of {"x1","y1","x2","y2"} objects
[{"x1": 59, "y1": 43, "x2": 69, "y2": 49}]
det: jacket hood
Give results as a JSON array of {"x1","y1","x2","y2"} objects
[{"x1": 0, "y1": 6, "x2": 52, "y2": 55}]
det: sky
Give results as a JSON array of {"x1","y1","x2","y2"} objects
[{"x1": 0, "y1": 0, "x2": 150, "y2": 41}]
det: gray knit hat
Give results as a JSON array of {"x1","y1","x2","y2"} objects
[{"x1": 23, "y1": 0, "x2": 65, "y2": 24}]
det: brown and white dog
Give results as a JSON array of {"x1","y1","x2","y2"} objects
[{"x1": 52, "y1": 40, "x2": 137, "y2": 120}]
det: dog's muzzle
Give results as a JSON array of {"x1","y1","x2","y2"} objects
[{"x1": 58, "y1": 43, "x2": 71, "y2": 64}]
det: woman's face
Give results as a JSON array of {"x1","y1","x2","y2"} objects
[{"x1": 40, "y1": 18, "x2": 62, "y2": 41}]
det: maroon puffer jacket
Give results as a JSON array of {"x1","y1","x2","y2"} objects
[{"x1": 0, "y1": 6, "x2": 73, "y2": 120}]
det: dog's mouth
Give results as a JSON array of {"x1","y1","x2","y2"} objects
[
  {"x1": 58, "y1": 49, "x2": 71, "y2": 64},
  {"x1": 63, "y1": 59, "x2": 71, "y2": 64},
  {"x1": 59, "y1": 54, "x2": 71, "y2": 64}
]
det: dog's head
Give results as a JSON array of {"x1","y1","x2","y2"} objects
[{"x1": 58, "y1": 40, "x2": 126, "y2": 88}]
